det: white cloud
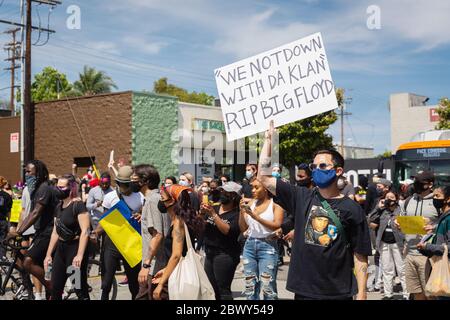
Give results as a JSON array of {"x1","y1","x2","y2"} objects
[
  {"x1": 85, "y1": 41, "x2": 121, "y2": 55},
  {"x1": 122, "y1": 36, "x2": 168, "y2": 55}
]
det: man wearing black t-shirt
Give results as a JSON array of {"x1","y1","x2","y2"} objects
[
  {"x1": 257, "y1": 121, "x2": 371, "y2": 300},
  {"x1": 7, "y1": 160, "x2": 58, "y2": 296}
]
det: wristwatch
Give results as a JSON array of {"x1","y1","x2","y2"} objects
[{"x1": 142, "y1": 263, "x2": 151, "y2": 269}]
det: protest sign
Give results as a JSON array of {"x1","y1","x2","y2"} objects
[
  {"x1": 396, "y1": 216, "x2": 427, "y2": 235},
  {"x1": 9, "y1": 200, "x2": 22, "y2": 223},
  {"x1": 214, "y1": 32, "x2": 338, "y2": 141}
]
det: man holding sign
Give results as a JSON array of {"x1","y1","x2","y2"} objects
[
  {"x1": 257, "y1": 121, "x2": 371, "y2": 300},
  {"x1": 215, "y1": 33, "x2": 338, "y2": 141}
]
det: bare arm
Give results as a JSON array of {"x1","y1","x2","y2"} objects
[
  {"x1": 249, "y1": 203, "x2": 284, "y2": 231},
  {"x1": 157, "y1": 219, "x2": 185, "y2": 287},
  {"x1": 212, "y1": 214, "x2": 231, "y2": 235},
  {"x1": 16, "y1": 203, "x2": 45, "y2": 235},
  {"x1": 76, "y1": 212, "x2": 91, "y2": 258},
  {"x1": 257, "y1": 120, "x2": 277, "y2": 196},
  {"x1": 238, "y1": 199, "x2": 249, "y2": 233},
  {"x1": 144, "y1": 228, "x2": 163, "y2": 265},
  {"x1": 354, "y1": 253, "x2": 368, "y2": 300}
]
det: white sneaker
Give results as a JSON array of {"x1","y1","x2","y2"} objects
[{"x1": 34, "y1": 292, "x2": 44, "y2": 300}]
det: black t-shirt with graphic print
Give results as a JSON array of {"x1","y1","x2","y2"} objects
[
  {"x1": 203, "y1": 208, "x2": 241, "y2": 256},
  {"x1": 277, "y1": 179, "x2": 371, "y2": 299}
]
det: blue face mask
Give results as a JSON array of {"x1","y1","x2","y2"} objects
[
  {"x1": 25, "y1": 175, "x2": 37, "y2": 194},
  {"x1": 272, "y1": 172, "x2": 281, "y2": 179},
  {"x1": 312, "y1": 169, "x2": 337, "y2": 189},
  {"x1": 245, "y1": 171, "x2": 254, "y2": 180}
]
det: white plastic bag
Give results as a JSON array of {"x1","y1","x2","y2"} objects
[
  {"x1": 168, "y1": 223, "x2": 215, "y2": 300},
  {"x1": 425, "y1": 245, "x2": 450, "y2": 297}
]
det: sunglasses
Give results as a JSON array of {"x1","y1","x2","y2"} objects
[{"x1": 308, "y1": 163, "x2": 336, "y2": 171}]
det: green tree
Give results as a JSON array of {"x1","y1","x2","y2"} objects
[
  {"x1": 73, "y1": 65, "x2": 117, "y2": 96},
  {"x1": 435, "y1": 97, "x2": 450, "y2": 130},
  {"x1": 277, "y1": 88, "x2": 342, "y2": 167},
  {"x1": 153, "y1": 77, "x2": 214, "y2": 105},
  {"x1": 376, "y1": 150, "x2": 392, "y2": 158},
  {"x1": 30, "y1": 66, "x2": 72, "y2": 102}
]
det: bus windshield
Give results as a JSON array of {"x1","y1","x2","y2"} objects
[{"x1": 394, "y1": 159, "x2": 450, "y2": 187}]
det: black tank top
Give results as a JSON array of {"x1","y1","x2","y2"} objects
[{"x1": 164, "y1": 223, "x2": 195, "y2": 261}]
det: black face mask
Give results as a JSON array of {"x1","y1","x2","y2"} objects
[
  {"x1": 130, "y1": 182, "x2": 141, "y2": 193},
  {"x1": 55, "y1": 187, "x2": 71, "y2": 200},
  {"x1": 414, "y1": 182, "x2": 429, "y2": 193},
  {"x1": 384, "y1": 199, "x2": 397, "y2": 208},
  {"x1": 296, "y1": 179, "x2": 311, "y2": 187},
  {"x1": 157, "y1": 200, "x2": 168, "y2": 213},
  {"x1": 433, "y1": 198, "x2": 445, "y2": 211},
  {"x1": 220, "y1": 194, "x2": 232, "y2": 205},
  {"x1": 210, "y1": 189, "x2": 221, "y2": 202},
  {"x1": 376, "y1": 188, "x2": 384, "y2": 197}
]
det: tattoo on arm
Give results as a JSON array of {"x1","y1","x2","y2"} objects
[
  {"x1": 359, "y1": 265, "x2": 368, "y2": 274},
  {"x1": 174, "y1": 226, "x2": 184, "y2": 243}
]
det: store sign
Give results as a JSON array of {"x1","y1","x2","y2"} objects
[
  {"x1": 10, "y1": 132, "x2": 19, "y2": 153},
  {"x1": 193, "y1": 119, "x2": 226, "y2": 133},
  {"x1": 429, "y1": 108, "x2": 440, "y2": 122}
]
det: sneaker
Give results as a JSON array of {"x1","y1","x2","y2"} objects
[{"x1": 118, "y1": 277, "x2": 128, "y2": 287}]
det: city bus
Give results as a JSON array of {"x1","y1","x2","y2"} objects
[{"x1": 393, "y1": 130, "x2": 450, "y2": 189}]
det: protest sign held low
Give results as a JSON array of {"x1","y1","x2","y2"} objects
[{"x1": 214, "y1": 32, "x2": 338, "y2": 141}]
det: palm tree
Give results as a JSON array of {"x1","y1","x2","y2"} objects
[{"x1": 73, "y1": 66, "x2": 117, "y2": 96}]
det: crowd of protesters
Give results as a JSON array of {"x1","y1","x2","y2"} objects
[{"x1": 0, "y1": 126, "x2": 448, "y2": 300}]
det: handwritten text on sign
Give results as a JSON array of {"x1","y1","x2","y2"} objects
[{"x1": 215, "y1": 32, "x2": 338, "y2": 141}]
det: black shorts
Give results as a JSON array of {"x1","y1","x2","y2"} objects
[{"x1": 26, "y1": 233, "x2": 51, "y2": 267}]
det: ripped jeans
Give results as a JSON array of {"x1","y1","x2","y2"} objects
[{"x1": 242, "y1": 237, "x2": 279, "y2": 300}]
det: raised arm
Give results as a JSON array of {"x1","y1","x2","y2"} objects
[{"x1": 257, "y1": 120, "x2": 277, "y2": 196}]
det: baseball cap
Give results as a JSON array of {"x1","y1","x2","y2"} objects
[
  {"x1": 218, "y1": 181, "x2": 242, "y2": 195},
  {"x1": 414, "y1": 170, "x2": 435, "y2": 183}
]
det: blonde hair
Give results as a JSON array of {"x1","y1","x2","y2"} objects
[{"x1": 0, "y1": 176, "x2": 8, "y2": 189}]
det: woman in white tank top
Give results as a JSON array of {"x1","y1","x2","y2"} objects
[{"x1": 239, "y1": 178, "x2": 284, "y2": 300}]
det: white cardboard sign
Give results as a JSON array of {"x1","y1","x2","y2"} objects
[{"x1": 214, "y1": 32, "x2": 338, "y2": 141}]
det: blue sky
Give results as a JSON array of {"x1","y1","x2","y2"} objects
[{"x1": 1, "y1": 0, "x2": 450, "y2": 154}]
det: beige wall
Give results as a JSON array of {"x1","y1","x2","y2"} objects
[{"x1": 390, "y1": 93, "x2": 437, "y2": 152}]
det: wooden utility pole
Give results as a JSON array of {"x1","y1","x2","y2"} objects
[
  {"x1": 340, "y1": 98, "x2": 352, "y2": 159},
  {"x1": 1, "y1": 0, "x2": 60, "y2": 175},
  {"x1": 3, "y1": 28, "x2": 21, "y2": 115}
]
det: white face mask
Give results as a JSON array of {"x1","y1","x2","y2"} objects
[
  {"x1": 179, "y1": 180, "x2": 190, "y2": 187},
  {"x1": 201, "y1": 187, "x2": 209, "y2": 193}
]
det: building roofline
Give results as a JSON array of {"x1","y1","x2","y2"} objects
[
  {"x1": 34, "y1": 91, "x2": 134, "y2": 105},
  {"x1": 178, "y1": 101, "x2": 218, "y2": 109}
]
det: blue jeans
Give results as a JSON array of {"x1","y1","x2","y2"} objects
[{"x1": 242, "y1": 237, "x2": 279, "y2": 300}]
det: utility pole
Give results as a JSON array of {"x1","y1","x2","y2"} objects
[
  {"x1": 1, "y1": 0, "x2": 60, "y2": 179},
  {"x1": 340, "y1": 98, "x2": 352, "y2": 159},
  {"x1": 3, "y1": 28, "x2": 21, "y2": 115}
]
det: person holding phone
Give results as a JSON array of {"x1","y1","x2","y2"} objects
[
  {"x1": 199, "y1": 182, "x2": 242, "y2": 300},
  {"x1": 238, "y1": 178, "x2": 284, "y2": 300}
]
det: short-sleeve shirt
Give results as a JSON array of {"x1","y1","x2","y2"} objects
[
  {"x1": 55, "y1": 201, "x2": 88, "y2": 237},
  {"x1": 31, "y1": 182, "x2": 59, "y2": 235},
  {"x1": 102, "y1": 190, "x2": 144, "y2": 213},
  {"x1": 141, "y1": 189, "x2": 171, "y2": 273},
  {"x1": 21, "y1": 187, "x2": 35, "y2": 236},
  {"x1": 203, "y1": 208, "x2": 241, "y2": 256},
  {"x1": 276, "y1": 179, "x2": 371, "y2": 299}
]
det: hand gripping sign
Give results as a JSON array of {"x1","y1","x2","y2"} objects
[{"x1": 215, "y1": 32, "x2": 338, "y2": 141}]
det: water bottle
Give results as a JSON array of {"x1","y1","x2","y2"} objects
[{"x1": 45, "y1": 262, "x2": 52, "y2": 281}]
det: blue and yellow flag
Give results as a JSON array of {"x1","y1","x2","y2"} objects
[{"x1": 99, "y1": 200, "x2": 142, "y2": 267}]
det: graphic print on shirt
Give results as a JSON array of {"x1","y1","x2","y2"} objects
[{"x1": 304, "y1": 205, "x2": 339, "y2": 247}]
